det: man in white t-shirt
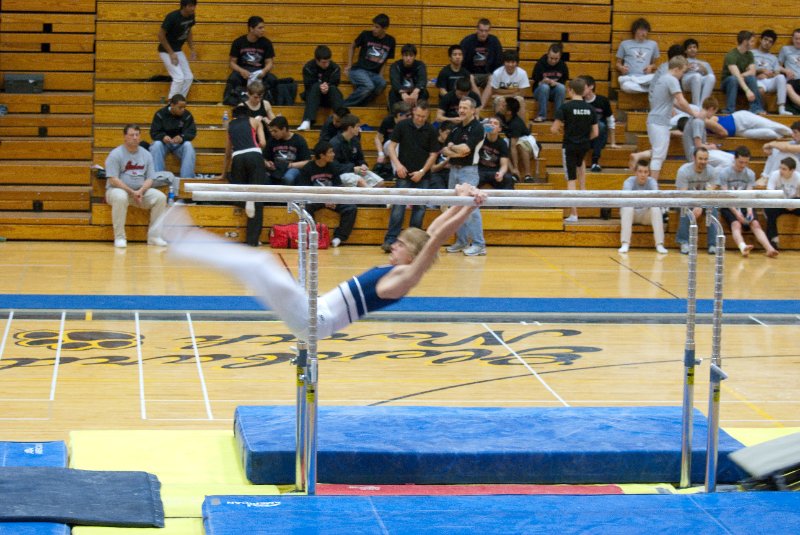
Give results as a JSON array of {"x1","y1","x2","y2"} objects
[
  {"x1": 777, "y1": 29, "x2": 800, "y2": 80},
  {"x1": 753, "y1": 29, "x2": 793, "y2": 115},
  {"x1": 617, "y1": 159, "x2": 667, "y2": 254},
  {"x1": 682, "y1": 38, "x2": 716, "y2": 107},
  {"x1": 764, "y1": 156, "x2": 800, "y2": 249},
  {"x1": 482, "y1": 49, "x2": 530, "y2": 119},
  {"x1": 716, "y1": 146, "x2": 778, "y2": 257},
  {"x1": 105, "y1": 124, "x2": 168, "y2": 249},
  {"x1": 616, "y1": 18, "x2": 659, "y2": 93},
  {"x1": 675, "y1": 147, "x2": 720, "y2": 254}
]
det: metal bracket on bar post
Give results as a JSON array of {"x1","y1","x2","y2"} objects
[
  {"x1": 704, "y1": 211, "x2": 726, "y2": 493},
  {"x1": 680, "y1": 208, "x2": 700, "y2": 489}
]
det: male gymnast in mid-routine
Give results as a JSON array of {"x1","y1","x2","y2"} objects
[{"x1": 162, "y1": 183, "x2": 486, "y2": 340}]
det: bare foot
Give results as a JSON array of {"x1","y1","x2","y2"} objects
[
  {"x1": 741, "y1": 245, "x2": 754, "y2": 257},
  {"x1": 766, "y1": 249, "x2": 779, "y2": 258}
]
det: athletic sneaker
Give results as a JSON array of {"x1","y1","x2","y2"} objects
[
  {"x1": 564, "y1": 215, "x2": 578, "y2": 223},
  {"x1": 381, "y1": 241, "x2": 392, "y2": 253},
  {"x1": 708, "y1": 246, "x2": 716, "y2": 255},
  {"x1": 617, "y1": 242, "x2": 629, "y2": 254},
  {"x1": 590, "y1": 163, "x2": 602, "y2": 172},
  {"x1": 445, "y1": 242, "x2": 467, "y2": 253},
  {"x1": 114, "y1": 238, "x2": 127, "y2": 248},
  {"x1": 331, "y1": 237, "x2": 342, "y2": 248},
  {"x1": 297, "y1": 120, "x2": 311, "y2": 131},
  {"x1": 245, "y1": 201, "x2": 255, "y2": 218},
  {"x1": 680, "y1": 243, "x2": 690, "y2": 254},
  {"x1": 148, "y1": 236, "x2": 168, "y2": 247},
  {"x1": 462, "y1": 245, "x2": 487, "y2": 256},
  {"x1": 656, "y1": 244, "x2": 668, "y2": 254}
]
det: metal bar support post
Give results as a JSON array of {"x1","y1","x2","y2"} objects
[{"x1": 705, "y1": 212, "x2": 728, "y2": 493}]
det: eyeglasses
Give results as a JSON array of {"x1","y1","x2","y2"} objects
[{"x1": 249, "y1": 94, "x2": 263, "y2": 99}]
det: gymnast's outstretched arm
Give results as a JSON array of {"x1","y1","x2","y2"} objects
[{"x1": 376, "y1": 184, "x2": 486, "y2": 300}]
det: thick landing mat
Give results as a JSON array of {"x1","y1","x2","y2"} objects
[
  {"x1": 69, "y1": 430, "x2": 279, "y2": 518},
  {"x1": 235, "y1": 406, "x2": 746, "y2": 485},
  {"x1": 202, "y1": 493, "x2": 800, "y2": 535},
  {"x1": 0, "y1": 467, "x2": 164, "y2": 528},
  {"x1": 0, "y1": 441, "x2": 67, "y2": 467}
]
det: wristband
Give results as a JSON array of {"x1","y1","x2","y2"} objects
[{"x1": 378, "y1": 151, "x2": 385, "y2": 157}]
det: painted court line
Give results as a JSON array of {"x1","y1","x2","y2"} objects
[
  {"x1": 0, "y1": 310, "x2": 12, "y2": 362},
  {"x1": 482, "y1": 323, "x2": 569, "y2": 407},
  {"x1": 749, "y1": 315, "x2": 767, "y2": 326},
  {"x1": 186, "y1": 312, "x2": 214, "y2": 420},
  {"x1": 135, "y1": 312, "x2": 147, "y2": 420},
  {"x1": 47, "y1": 312, "x2": 65, "y2": 402}
]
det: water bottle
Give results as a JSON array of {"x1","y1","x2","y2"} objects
[
  {"x1": 167, "y1": 183, "x2": 175, "y2": 206},
  {"x1": 222, "y1": 110, "x2": 229, "y2": 129}
]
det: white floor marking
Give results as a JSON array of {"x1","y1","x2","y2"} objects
[
  {"x1": 135, "y1": 312, "x2": 147, "y2": 420},
  {"x1": 0, "y1": 310, "x2": 13, "y2": 362},
  {"x1": 187, "y1": 312, "x2": 214, "y2": 420},
  {"x1": 48, "y1": 312, "x2": 65, "y2": 401},
  {"x1": 482, "y1": 323, "x2": 569, "y2": 407}
]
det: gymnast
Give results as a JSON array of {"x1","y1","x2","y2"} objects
[{"x1": 163, "y1": 183, "x2": 486, "y2": 340}]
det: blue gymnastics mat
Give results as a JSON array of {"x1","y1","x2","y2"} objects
[
  {"x1": 0, "y1": 442, "x2": 70, "y2": 535},
  {"x1": 234, "y1": 406, "x2": 746, "y2": 485},
  {"x1": 0, "y1": 441, "x2": 67, "y2": 468},
  {"x1": 202, "y1": 492, "x2": 800, "y2": 535},
  {"x1": 0, "y1": 525, "x2": 70, "y2": 535}
]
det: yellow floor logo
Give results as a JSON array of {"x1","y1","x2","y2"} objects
[{"x1": 15, "y1": 329, "x2": 139, "y2": 351}]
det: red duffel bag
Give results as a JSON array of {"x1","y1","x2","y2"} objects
[{"x1": 269, "y1": 223, "x2": 330, "y2": 249}]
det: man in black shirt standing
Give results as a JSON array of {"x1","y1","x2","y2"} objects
[
  {"x1": 382, "y1": 101, "x2": 439, "y2": 251},
  {"x1": 441, "y1": 97, "x2": 487, "y2": 256},
  {"x1": 225, "y1": 16, "x2": 277, "y2": 106},
  {"x1": 344, "y1": 14, "x2": 396, "y2": 107},
  {"x1": 157, "y1": 0, "x2": 197, "y2": 99},
  {"x1": 551, "y1": 78, "x2": 598, "y2": 222},
  {"x1": 460, "y1": 18, "x2": 503, "y2": 89},
  {"x1": 298, "y1": 45, "x2": 343, "y2": 131}
]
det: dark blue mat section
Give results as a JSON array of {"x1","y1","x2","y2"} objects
[
  {"x1": 202, "y1": 493, "x2": 800, "y2": 535},
  {"x1": 2, "y1": 294, "x2": 798, "y2": 315},
  {"x1": 234, "y1": 406, "x2": 746, "y2": 485},
  {"x1": 0, "y1": 467, "x2": 164, "y2": 528},
  {"x1": 0, "y1": 442, "x2": 67, "y2": 468},
  {"x1": 0, "y1": 524, "x2": 70, "y2": 535},
  {"x1": 0, "y1": 445, "x2": 69, "y2": 535}
]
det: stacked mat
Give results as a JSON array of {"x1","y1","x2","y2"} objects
[
  {"x1": 234, "y1": 405, "x2": 747, "y2": 485},
  {"x1": 69, "y1": 430, "x2": 280, "y2": 535},
  {"x1": 1, "y1": 439, "x2": 164, "y2": 531}
]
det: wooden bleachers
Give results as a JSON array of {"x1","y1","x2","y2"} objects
[
  {"x1": 3, "y1": 0, "x2": 800, "y2": 249},
  {"x1": 0, "y1": 1, "x2": 95, "y2": 235}
]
